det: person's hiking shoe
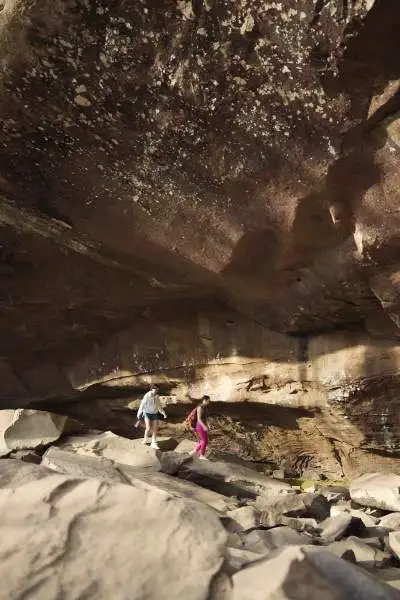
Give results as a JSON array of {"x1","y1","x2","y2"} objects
[
  {"x1": 188, "y1": 449, "x2": 197, "y2": 456},
  {"x1": 142, "y1": 439, "x2": 149, "y2": 445},
  {"x1": 151, "y1": 442, "x2": 160, "y2": 450},
  {"x1": 199, "y1": 455, "x2": 209, "y2": 460}
]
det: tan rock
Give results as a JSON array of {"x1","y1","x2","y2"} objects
[
  {"x1": 0, "y1": 474, "x2": 227, "y2": 599},
  {"x1": 119, "y1": 465, "x2": 237, "y2": 513},
  {"x1": 232, "y1": 546, "x2": 398, "y2": 600},
  {"x1": 227, "y1": 506, "x2": 260, "y2": 531},
  {"x1": 42, "y1": 447, "x2": 126, "y2": 484},
  {"x1": 350, "y1": 473, "x2": 400, "y2": 512},
  {"x1": 380, "y1": 513, "x2": 400, "y2": 532},
  {"x1": 0, "y1": 409, "x2": 66, "y2": 456},
  {"x1": 58, "y1": 432, "x2": 176, "y2": 468},
  {"x1": 0, "y1": 459, "x2": 54, "y2": 489}
]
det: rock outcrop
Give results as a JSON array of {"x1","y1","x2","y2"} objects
[
  {"x1": 0, "y1": 409, "x2": 66, "y2": 456},
  {"x1": 0, "y1": 1, "x2": 399, "y2": 475}
]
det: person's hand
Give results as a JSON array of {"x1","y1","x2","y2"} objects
[{"x1": 162, "y1": 412, "x2": 167, "y2": 420}]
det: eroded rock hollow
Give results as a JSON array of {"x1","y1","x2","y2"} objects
[{"x1": 0, "y1": 0, "x2": 399, "y2": 477}]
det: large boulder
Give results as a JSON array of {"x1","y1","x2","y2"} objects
[
  {"x1": 327, "y1": 537, "x2": 392, "y2": 570},
  {"x1": 42, "y1": 446, "x2": 237, "y2": 512},
  {"x1": 0, "y1": 474, "x2": 227, "y2": 599},
  {"x1": 58, "y1": 432, "x2": 177, "y2": 468},
  {"x1": 232, "y1": 546, "x2": 400, "y2": 600},
  {"x1": 0, "y1": 409, "x2": 66, "y2": 456},
  {"x1": 350, "y1": 473, "x2": 400, "y2": 512},
  {"x1": 257, "y1": 493, "x2": 330, "y2": 527}
]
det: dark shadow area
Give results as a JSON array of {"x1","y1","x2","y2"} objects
[{"x1": 30, "y1": 391, "x2": 318, "y2": 440}]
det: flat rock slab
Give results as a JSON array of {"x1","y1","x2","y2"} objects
[
  {"x1": 350, "y1": 473, "x2": 400, "y2": 512},
  {"x1": 119, "y1": 465, "x2": 237, "y2": 513},
  {"x1": 58, "y1": 432, "x2": 177, "y2": 468},
  {"x1": 232, "y1": 545, "x2": 400, "y2": 600},
  {"x1": 0, "y1": 474, "x2": 227, "y2": 599},
  {"x1": 177, "y1": 458, "x2": 292, "y2": 499},
  {"x1": 42, "y1": 447, "x2": 126, "y2": 484}
]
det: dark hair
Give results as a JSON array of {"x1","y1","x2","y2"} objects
[
  {"x1": 151, "y1": 383, "x2": 159, "y2": 390},
  {"x1": 202, "y1": 395, "x2": 210, "y2": 402}
]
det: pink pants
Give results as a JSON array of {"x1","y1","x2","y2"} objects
[{"x1": 195, "y1": 423, "x2": 208, "y2": 456}]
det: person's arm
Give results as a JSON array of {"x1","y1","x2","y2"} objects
[
  {"x1": 137, "y1": 394, "x2": 147, "y2": 419},
  {"x1": 197, "y1": 406, "x2": 207, "y2": 431},
  {"x1": 156, "y1": 394, "x2": 167, "y2": 418}
]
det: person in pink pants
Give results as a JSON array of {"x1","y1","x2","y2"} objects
[{"x1": 189, "y1": 395, "x2": 210, "y2": 460}]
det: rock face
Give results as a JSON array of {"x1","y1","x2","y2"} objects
[
  {"x1": 0, "y1": 409, "x2": 66, "y2": 456},
  {"x1": 0, "y1": 1, "x2": 399, "y2": 476}
]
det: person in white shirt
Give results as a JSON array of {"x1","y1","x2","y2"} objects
[{"x1": 137, "y1": 384, "x2": 167, "y2": 449}]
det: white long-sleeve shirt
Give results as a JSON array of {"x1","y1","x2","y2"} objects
[{"x1": 137, "y1": 390, "x2": 165, "y2": 418}]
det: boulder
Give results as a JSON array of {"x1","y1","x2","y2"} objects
[
  {"x1": 317, "y1": 485, "x2": 350, "y2": 502},
  {"x1": 241, "y1": 527, "x2": 311, "y2": 555},
  {"x1": 0, "y1": 459, "x2": 55, "y2": 489},
  {"x1": 118, "y1": 465, "x2": 237, "y2": 513},
  {"x1": 177, "y1": 458, "x2": 292, "y2": 499},
  {"x1": 225, "y1": 547, "x2": 261, "y2": 575},
  {"x1": 0, "y1": 474, "x2": 227, "y2": 599},
  {"x1": 317, "y1": 513, "x2": 353, "y2": 542},
  {"x1": 350, "y1": 474, "x2": 400, "y2": 512},
  {"x1": 380, "y1": 514, "x2": 400, "y2": 532},
  {"x1": 280, "y1": 516, "x2": 319, "y2": 534},
  {"x1": 227, "y1": 506, "x2": 261, "y2": 531},
  {"x1": 42, "y1": 447, "x2": 126, "y2": 484},
  {"x1": 388, "y1": 532, "x2": 400, "y2": 560},
  {"x1": 156, "y1": 450, "x2": 193, "y2": 475},
  {"x1": 232, "y1": 546, "x2": 399, "y2": 600},
  {"x1": 59, "y1": 432, "x2": 177, "y2": 468},
  {"x1": 347, "y1": 509, "x2": 378, "y2": 529},
  {"x1": 376, "y1": 569, "x2": 400, "y2": 592},
  {"x1": 0, "y1": 409, "x2": 66, "y2": 456},
  {"x1": 328, "y1": 536, "x2": 392, "y2": 569},
  {"x1": 258, "y1": 493, "x2": 330, "y2": 527}
]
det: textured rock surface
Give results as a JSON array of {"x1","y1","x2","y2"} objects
[
  {"x1": 0, "y1": 409, "x2": 66, "y2": 456},
  {"x1": 350, "y1": 473, "x2": 400, "y2": 512},
  {"x1": 0, "y1": 474, "x2": 227, "y2": 600},
  {"x1": 232, "y1": 545, "x2": 400, "y2": 600},
  {"x1": 0, "y1": 0, "x2": 399, "y2": 477}
]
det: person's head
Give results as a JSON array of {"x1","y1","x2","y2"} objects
[
  {"x1": 151, "y1": 383, "x2": 159, "y2": 393},
  {"x1": 202, "y1": 395, "x2": 210, "y2": 405}
]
